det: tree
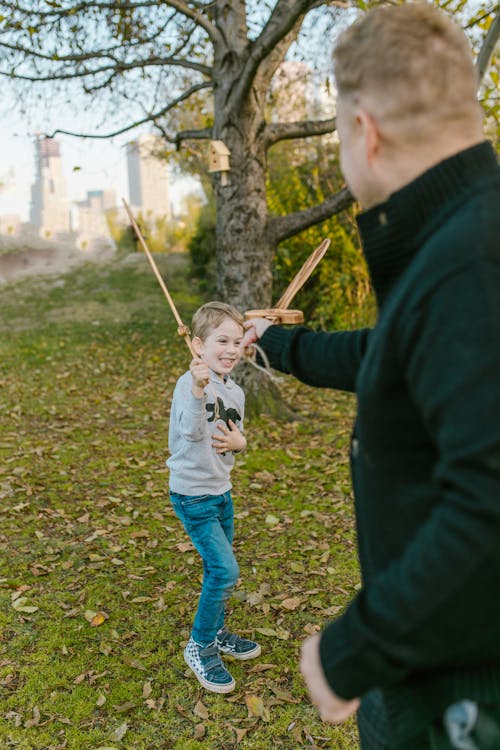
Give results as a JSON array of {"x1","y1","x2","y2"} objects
[
  {"x1": 0, "y1": 1, "x2": 496, "y2": 321},
  {"x1": 0, "y1": 1, "x2": 355, "y2": 312}
]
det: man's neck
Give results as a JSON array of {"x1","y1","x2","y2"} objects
[{"x1": 372, "y1": 132, "x2": 485, "y2": 208}]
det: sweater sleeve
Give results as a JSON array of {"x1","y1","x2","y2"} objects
[
  {"x1": 319, "y1": 259, "x2": 500, "y2": 699},
  {"x1": 260, "y1": 324, "x2": 371, "y2": 392},
  {"x1": 175, "y1": 376, "x2": 208, "y2": 442}
]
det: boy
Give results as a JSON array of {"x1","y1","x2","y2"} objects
[{"x1": 167, "y1": 301, "x2": 261, "y2": 694}]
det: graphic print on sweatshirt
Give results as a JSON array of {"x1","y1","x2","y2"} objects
[{"x1": 206, "y1": 397, "x2": 241, "y2": 427}]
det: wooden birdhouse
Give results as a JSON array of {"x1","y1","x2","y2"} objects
[{"x1": 208, "y1": 140, "x2": 231, "y2": 185}]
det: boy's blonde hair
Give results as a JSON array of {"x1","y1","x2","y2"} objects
[
  {"x1": 334, "y1": 3, "x2": 481, "y2": 138},
  {"x1": 192, "y1": 301, "x2": 244, "y2": 341}
]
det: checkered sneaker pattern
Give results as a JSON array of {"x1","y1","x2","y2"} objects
[
  {"x1": 216, "y1": 627, "x2": 261, "y2": 660},
  {"x1": 183, "y1": 637, "x2": 235, "y2": 693}
]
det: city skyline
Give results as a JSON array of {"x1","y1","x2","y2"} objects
[{"x1": 0, "y1": 116, "x2": 197, "y2": 227}]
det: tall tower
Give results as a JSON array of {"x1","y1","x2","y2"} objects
[
  {"x1": 126, "y1": 134, "x2": 170, "y2": 220},
  {"x1": 30, "y1": 136, "x2": 71, "y2": 234}
]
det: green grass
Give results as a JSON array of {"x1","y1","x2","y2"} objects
[{"x1": 0, "y1": 252, "x2": 360, "y2": 749}]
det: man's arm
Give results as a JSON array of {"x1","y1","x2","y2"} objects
[
  {"x1": 317, "y1": 262, "x2": 500, "y2": 700},
  {"x1": 244, "y1": 320, "x2": 372, "y2": 392}
]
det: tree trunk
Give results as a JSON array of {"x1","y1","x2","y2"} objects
[{"x1": 208, "y1": 2, "x2": 323, "y2": 418}]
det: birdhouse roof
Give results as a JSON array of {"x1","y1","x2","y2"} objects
[{"x1": 209, "y1": 140, "x2": 231, "y2": 155}]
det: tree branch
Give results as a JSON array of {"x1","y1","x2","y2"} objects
[
  {"x1": 164, "y1": 0, "x2": 223, "y2": 45},
  {"x1": 264, "y1": 116, "x2": 337, "y2": 147},
  {"x1": 47, "y1": 80, "x2": 213, "y2": 141},
  {"x1": 267, "y1": 187, "x2": 354, "y2": 244},
  {"x1": 249, "y1": 0, "x2": 320, "y2": 71},
  {"x1": 475, "y1": 8, "x2": 500, "y2": 86},
  {"x1": 0, "y1": 55, "x2": 211, "y2": 82},
  {"x1": 231, "y1": 0, "x2": 321, "y2": 112},
  {"x1": 175, "y1": 127, "x2": 213, "y2": 147}
]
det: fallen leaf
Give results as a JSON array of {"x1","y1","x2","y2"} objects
[
  {"x1": 110, "y1": 721, "x2": 128, "y2": 741},
  {"x1": 194, "y1": 723, "x2": 206, "y2": 739},
  {"x1": 176, "y1": 542, "x2": 193, "y2": 552},
  {"x1": 234, "y1": 727, "x2": 249, "y2": 743},
  {"x1": 255, "y1": 628, "x2": 278, "y2": 638},
  {"x1": 248, "y1": 663, "x2": 277, "y2": 673},
  {"x1": 303, "y1": 623, "x2": 321, "y2": 635},
  {"x1": 12, "y1": 597, "x2": 39, "y2": 613},
  {"x1": 244, "y1": 694, "x2": 271, "y2": 722},
  {"x1": 96, "y1": 693, "x2": 106, "y2": 707},
  {"x1": 193, "y1": 700, "x2": 209, "y2": 720},
  {"x1": 280, "y1": 597, "x2": 304, "y2": 611},
  {"x1": 123, "y1": 655, "x2": 147, "y2": 671},
  {"x1": 24, "y1": 706, "x2": 40, "y2": 728},
  {"x1": 90, "y1": 611, "x2": 108, "y2": 627},
  {"x1": 113, "y1": 701, "x2": 137, "y2": 713}
]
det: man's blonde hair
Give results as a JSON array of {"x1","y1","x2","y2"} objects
[
  {"x1": 192, "y1": 301, "x2": 244, "y2": 341},
  {"x1": 334, "y1": 3, "x2": 481, "y2": 137}
]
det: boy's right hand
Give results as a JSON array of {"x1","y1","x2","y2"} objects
[{"x1": 190, "y1": 357, "x2": 210, "y2": 396}]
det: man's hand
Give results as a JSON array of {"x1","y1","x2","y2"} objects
[
  {"x1": 300, "y1": 634, "x2": 360, "y2": 724},
  {"x1": 190, "y1": 357, "x2": 210, "y2": 398},
  {"x1": 212, "y1": 419, "x2": 246, "y2": 454},
  {"x1": 241, "y1": 318, "x2": 274, "y2": 349}
]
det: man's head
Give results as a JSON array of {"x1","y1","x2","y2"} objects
[{"x1": 333, "y1": 3, "x2": 484, "y2": 207}]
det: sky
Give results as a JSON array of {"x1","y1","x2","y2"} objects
[{"x1": 0, "y1": 107, "x2": 198, "y2": 223}]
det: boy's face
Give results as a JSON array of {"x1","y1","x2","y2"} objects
[{"x1": 193, "y1": 317, "x2": 243, "y2": 378}]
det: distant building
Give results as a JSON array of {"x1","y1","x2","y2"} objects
[
  {"x1": 126, "y1": 134, "x2": 170, "y2": 221},
  {"x1": 75, "y1": 189, "x2": 115, "y2": 234},
  {"x1": 74, "y1": 189, "x2": 116, "y2": 250},
  {"x1": 30, "y1": 136, "x2": 71, "y2": 236}
]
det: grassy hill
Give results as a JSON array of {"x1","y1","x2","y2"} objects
[{"x1": 0, "y1": 252, "x2": 360, "y2": 749}]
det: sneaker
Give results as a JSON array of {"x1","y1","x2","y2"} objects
[
  {"x1": 216, "y1": 627, "x2": 261, "y2": 660},
  {"x1": 184, "y1": 637, "x2": 235, "y2": 693}
]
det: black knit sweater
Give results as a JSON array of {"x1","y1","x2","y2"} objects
[{"x1": 260, "y1": 141, "x2": 500, "y2": 741}]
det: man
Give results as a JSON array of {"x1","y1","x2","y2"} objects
[{"x1": 243, "y1": 4, "x2": 500, "y2": 748}]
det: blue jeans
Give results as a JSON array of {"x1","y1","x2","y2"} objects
[{"x1": 170, "y1": 490, "x2": 239, "y2": 646}]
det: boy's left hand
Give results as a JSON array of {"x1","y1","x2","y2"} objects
[{"x1": 212, "y1": 419, "x2": 247, "y2": 454}]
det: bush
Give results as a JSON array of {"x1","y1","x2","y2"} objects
[{"x1": 187, "y1": 198, "x2": 217, "y2": 294}]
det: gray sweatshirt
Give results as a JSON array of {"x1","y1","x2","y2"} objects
[{"x1": 167, "y1": 369, "x2": 245, "y2": 495}]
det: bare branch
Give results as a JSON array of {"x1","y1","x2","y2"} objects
[
  {"x1": 164, "y1": 0, "x2": 223, "y2": 45},
  {"x1": 264, "y1": 117, "x2": 337, "y2": 147},
  {"x1": 232, "y1": 0, "x2": 321, "y2": 111},
  {"x1": 175, "y1": 127, "x2": 213, "y2": 147},
  {"x1": 0, "y1": 1, "x2": 213, "y2": 19},
  {"x1": 0, "y1": 55, "x2": 211, "y2": 83},
  {"x1": 476, "y1": 8, "x2": 500, "y2": 86},
  {"x1": 267, "y1": 187, "x2": 354, "y2": 244},
  {"x1": 249, "y1": 0, "x2": 320, "y2": 70},
  {"x1": 47, "y1": 80, "x2": 213, "y2": 141}
]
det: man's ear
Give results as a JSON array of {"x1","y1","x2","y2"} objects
[
  {"x1": 192, "y1": 336, "x2": 204, "y2": 357},
  {"x1": 358, "y1": 109, "x2": 381, "y2": 165}
]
